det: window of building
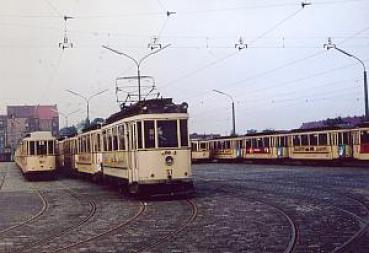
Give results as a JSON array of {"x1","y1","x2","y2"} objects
[
  {"x1": 157, "y1": 120, "x2": 178, "y2": 148},
  {"x1": 144, "y1": 121, "x2": 155, "y2": 149}
]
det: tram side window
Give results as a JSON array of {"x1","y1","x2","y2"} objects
[
  {"x1": 102, "y1": 130, "x2": 107, "y2": 151},
  {"x1": 309, "y1": 134, "x2": 318, "y2": 146},
  {"x1": 251, "y1": 139, "x2": 257, "y2": 148},
  {"x1": 191, "y1": 142, "x2": 197, "y2": 151},
  {"x1": 87, "y1": 135, "x2": 92, "y2": 153},
  {"x1": 263, "y1": 137, "x2": 270, "y2": 147},
  {"x1": 118, "y1": 125, "x2": 125, "y2": 150},
  {"x1": 200, "y1": 142, "x2": 207, "y2": 150},
  {"x1": 157, "y1": 120, "x2": 178, "y2": 148},
  {"x1": 301, "y1": 135, "x2": 309, "y2": 146},
  {"x1": 29, "y1": 141, "x2": 35, "y2": 155},
  {"x1": 361, "y1": 131, "x2": 369, "y2": 144},
  {"x1": 318, "y1": 134, "x2": 328, "y2": 145},
  {"x1": 256, "y1": 138, "x2": 262, "y2": 148},
  {"x1": 180, "y1": 119, "x2": 189, "y2": 147},
  {"x1": 137, "y1": 122, "x2": 143, "y2": 149},
  {"x1": 37, "y1": 141, "x2": 47, "y2": 155},
  {"x1": 48, "y1": 141, "x2": 54, "y2": 155},
  {"x1": 293, "y1": 136, "x2": 300, "y2": 146},
  {"x1": 144, "y1": 121, "x2": 155, "y2": 149},
  {"x1": 246, "y1": 140, "x2": 251, "y2": 149},
  {"x1": 225, "y1": 141, "x2": 230, "y2": 149},
  {"x1": 112, "y1": 127, "x2": 119, "y2": 151},
  {"x1": 107, "y1": 129, "x2": 112, "y2": 151}
]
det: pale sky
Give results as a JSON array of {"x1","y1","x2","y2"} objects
[{"x1": 0, "y1": 0, "x2": 368, "y2": 135}]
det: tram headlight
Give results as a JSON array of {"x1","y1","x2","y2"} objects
[{"x1": 165, "y1": 155, "x2": 174, "y2": 166}]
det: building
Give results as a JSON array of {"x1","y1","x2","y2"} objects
[
  {"x1": 5, "y1": 105, "x2": 59, "y2": 156},
  {"x1": 0, "y1": 115, "x2": 10, "y2": 161}
]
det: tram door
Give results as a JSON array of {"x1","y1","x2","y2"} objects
[{"x1": 128, "y1": 122, "x2": 139, "y2": 183}]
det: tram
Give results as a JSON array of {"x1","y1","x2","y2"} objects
[
  {"x1": 15, "y1": 131, "x2": 57, "y2": 179},
  {"x1": 100, "y1": 98, "x2": 193, "y2": 195}
]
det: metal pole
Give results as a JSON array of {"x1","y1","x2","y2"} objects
[
  {"x1": 138, "y1": 67, "x2": 141, "y2": 101},
  {"x1": 365, "y1": 70, "x2": 368, "y2": 120},
  {"x1": 86, "y1": 101, "x2": 90, "y2": 124},
  {"x1": 231, "y1": 101, "x2": 236, "y2": 136}
]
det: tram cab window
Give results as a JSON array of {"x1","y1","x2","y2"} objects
[
  {"x1": 309, "y1": 134, "x2": 318, "y2": 146},
  {"x1": 118, "y1": 125, "x2": 125, "y2": 150},
  {"x1": 112, "y1": 127, "x2": 119, "y2": 151},
  {"x1": 293, "y1": 136, "x2": 300, "y2": 146},
  {"x1": 48, "y1": 140, "x2": 54, "y2": 155},
  {"x1": 37, "y1": 141, "x2": 47, "y2": 155},
  {"x1": 360, "y1": 131, "x2": 369, "y2": 144},
  {"x1": 137, "y1": 122, "x2": 143, "y2": 149},
  {"x1": 157, "y1": 120, "x2": 178, "y2": 148},
  {"x1": 144, "y1": 121, "x2": 155, "y2": 149},
  {"x1": 29, "y1": 141, "x2": 35, "y2": 155},
  {"x1": 319, "y1": 134, "x2": 328, "y2": 145},
  {"x1": 301, "y1": 135, "x2": 309, "y2": 146},
  {"x1": 180, "y1": 119, "x2": 189, "y2": 147}
]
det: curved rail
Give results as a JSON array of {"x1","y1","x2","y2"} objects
[
  {"x1": 227, "y1": 177, "x2": 369, "y2": 253},
  {"x1": 50, "y1": 200, "x2": 146, "y2": 253},
  {"x1": 0, "y1": 191, "x2": 49, "y2": 236},
  {"x1": 20, "y1": 193, "x2": 98, "y2": 252},
  {"x1": 133, "y1": 199, "x2": 199, "y2": 253}
]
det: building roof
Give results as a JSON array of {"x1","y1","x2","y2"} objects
[{"x1": 7, "y1": 105, "x2": 58, "y2": 120}]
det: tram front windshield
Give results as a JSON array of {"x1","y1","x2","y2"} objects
[{"x1": 157, "y1": 120, "x2": 178, "y2": 148}]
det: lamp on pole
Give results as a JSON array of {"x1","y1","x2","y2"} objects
[
  {"x1": 65, "y1": 89, "x2": 108, "y2": 124},
  {"x1": 324, "y1": 37, "x2": 368, "y2": 120},
  {"x1": 53, "y1": 109, "x2": 80, "y2": 127},
  {"x1": 102, "y1": 44, "x2": 171, "y2": 101},
  {"x1": 213, "y1": 89, "x2": 236, "y2": 136}
]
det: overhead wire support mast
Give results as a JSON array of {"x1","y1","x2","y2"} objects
[
  {"x1": 213, "y1": 89, "x2": 236, "y2": 136},
  {"x1": 102, "y1": 44, "x2": 171, "y2": 102},
  {"x1": 65, "y1": 89, "x2": 108, "y2": 125},
  {"x1": 324, "y1": 37, "x2": 368, "y2": 120}
]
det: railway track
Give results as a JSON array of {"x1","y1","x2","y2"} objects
[
  {"x1": 50, "y1": 200, "x2": 146, "y2": 253},
  {"x1": 0, "y1": 190, "x2": 48, "y2": 236},
  {"x1": 19, "y1": 189, "x2": 98, "y2": 253},
  {"x1": 133, "y1": 199, "x2": 199, "y2": 253},
  {"x1": 226, "y1": 177, "x2": 369, "y2": 253}
]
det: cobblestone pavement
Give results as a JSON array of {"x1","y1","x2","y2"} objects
[{"x1": 1, "y1": 162, "x2": 369, "y2": 252}]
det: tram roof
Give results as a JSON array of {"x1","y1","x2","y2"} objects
[{"x1": 105, "y1": 98, "x2": 188, "y2": 124}]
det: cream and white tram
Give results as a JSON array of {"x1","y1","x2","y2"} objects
[
  {"x1": 75, "y1": 126, "x2": 103, "y2": 180},
  {"x1": 191, "y1": 139, "x2": 211, "y2": 162},
  {"x1": 15, "y1": 131, "x2": 57, "y2": 179},
  {"x1": 101, "y1": 98, "x2": 193, "y2": 195}
]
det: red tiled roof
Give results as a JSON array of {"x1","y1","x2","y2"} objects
[{"x1": 34, "y1": 105, "x2": 58, "y2": 120}]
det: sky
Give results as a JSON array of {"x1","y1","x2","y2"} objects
[{"x1": 0, "y1": 0, "x2": 368, "y2": 135}]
